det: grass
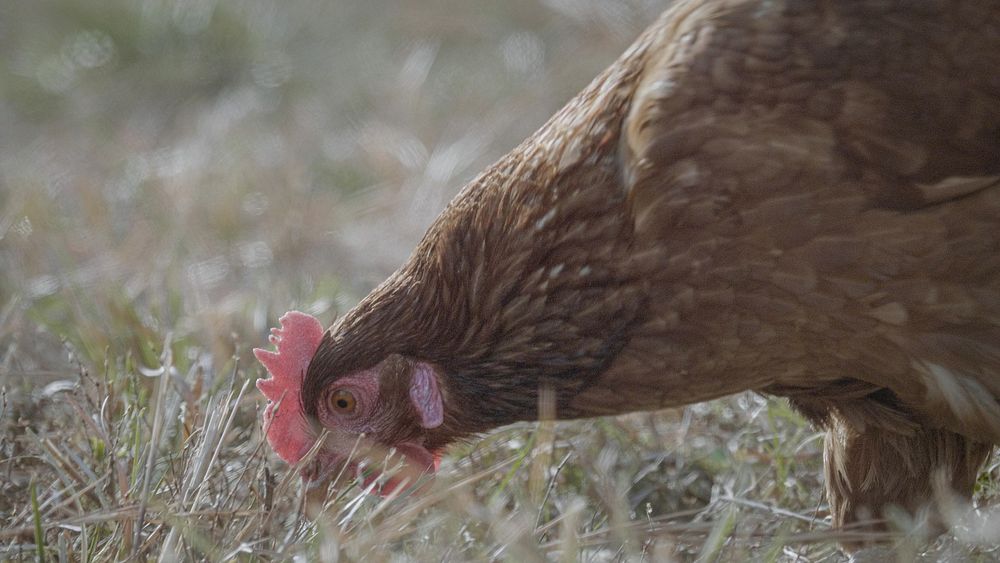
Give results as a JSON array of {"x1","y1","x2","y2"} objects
[{"x1": 1, "y1": 0, "x2": 999, "y2": 560}]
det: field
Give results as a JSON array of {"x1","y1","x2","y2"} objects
[{"x1": 1, "y1": 0, "x2": 998, "y2": 560}]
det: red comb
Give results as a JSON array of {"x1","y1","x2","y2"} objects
[{"x1": 253, "y1": 311, "x2": 325, "y2": 464}]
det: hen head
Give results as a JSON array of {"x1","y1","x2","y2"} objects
[{"x1": 254, "y1": 311, "x2": 444, "y2": 496}]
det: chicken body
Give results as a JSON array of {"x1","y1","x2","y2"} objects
[{"x1": 296, "y1": 0, "x2": 1000, "y2": 539}]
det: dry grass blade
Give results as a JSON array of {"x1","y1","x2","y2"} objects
[
  {"x1": 158, "y1": 366, "x2": 250, "y2": 562},
  {"x1": 133, "y1": 335, "x2": 173, "y2": 557}
]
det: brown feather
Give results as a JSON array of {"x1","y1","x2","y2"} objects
[{"x1": 303, "y1": 0, "x2": 1000, "y2": 544}]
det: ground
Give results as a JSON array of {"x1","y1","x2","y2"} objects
[{"x1": 1, "y1": 0, "x2": 998, "y2": 560}]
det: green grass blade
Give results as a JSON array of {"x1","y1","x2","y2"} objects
[{"x1": 31, "y1": 477, "x2": 45, "y2": 562}]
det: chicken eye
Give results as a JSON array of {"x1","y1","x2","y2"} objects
[{"x1": 329, "y1": 390, "x2": 357, "y2": 414}]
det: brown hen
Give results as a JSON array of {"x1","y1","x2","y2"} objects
[{"x1": 256, "y1": 0, "x2": 1000, "y2": 542}]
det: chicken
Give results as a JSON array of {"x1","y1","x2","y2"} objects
[{"x1": 255, "y1": 0, "x2": 1000, "y2": 541}]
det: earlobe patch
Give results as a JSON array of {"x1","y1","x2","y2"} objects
[{"x1": 409, "y1": 362, "x2": 444, "y2": 428}]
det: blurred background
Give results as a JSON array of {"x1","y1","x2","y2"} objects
[
  {"x1": 2, "y1": 1, "x2": 996, "y2": 560},
  {"x1": 1, "y1": 0, "x2": 663, "y2": 371}
]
